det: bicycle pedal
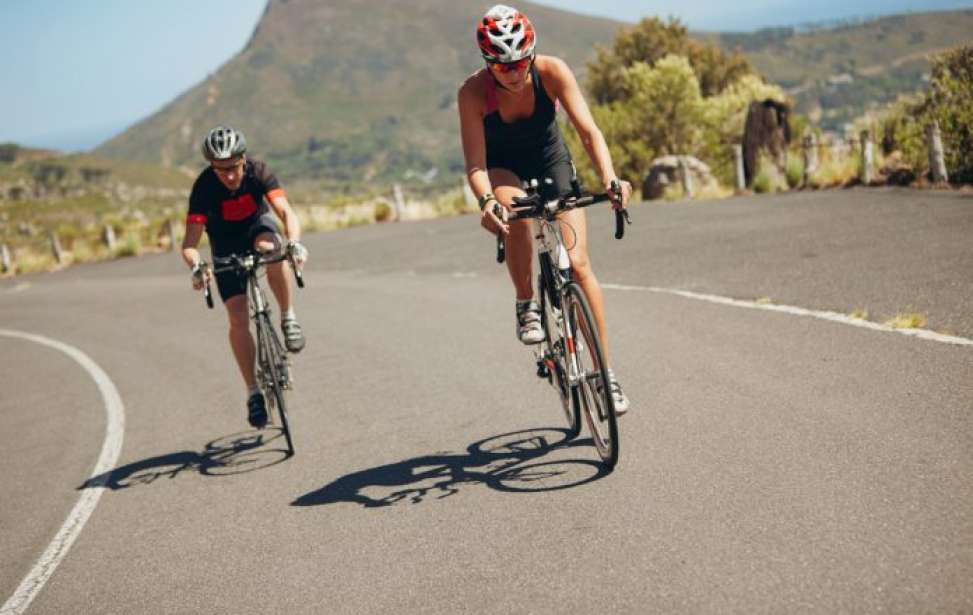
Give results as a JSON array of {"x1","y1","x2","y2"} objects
[{"x1": 536, "y1": 362, "x2": 550, "y2": 379}]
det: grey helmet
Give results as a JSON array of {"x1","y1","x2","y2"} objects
[{"x1": 201, "y1": 125, "x2": 247, "y2": 161}]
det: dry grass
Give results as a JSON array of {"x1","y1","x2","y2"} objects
[
  {"x1": 884, "y1": 313, "x2": 928, "y2": 329},
  {"x1": 808, "y1": 151, "x2": 862, "y2": 189}
]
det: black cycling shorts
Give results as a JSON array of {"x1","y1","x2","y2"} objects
[
  {"x1": 212, "y1": 213, "x2": 281, "y2": 302},
  {"x1": 488, "y1": 156, "x2": 579, "y2": 202}
]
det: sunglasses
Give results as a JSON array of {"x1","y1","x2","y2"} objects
[
  {"x1": 487, "y1": 57, "x2": 532, "y2": 74},
  {"x1": 212, "y1": 158, "x2": 245, "y2": 175}
]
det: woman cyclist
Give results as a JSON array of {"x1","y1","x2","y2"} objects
[{"x1": 457, "y1": 4, "x2": 631, "y2": 414}]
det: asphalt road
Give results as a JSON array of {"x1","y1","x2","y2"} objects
[{"x1": 1, "y1": 188, "x2": 971, "y2": 613}]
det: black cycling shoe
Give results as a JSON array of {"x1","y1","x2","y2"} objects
[
  {"x1": 247, "y1": 392, "x2": 268, "y2": 429},
  {"x1": 281, "y1": 318, "x2": 306, "y2": 353}
]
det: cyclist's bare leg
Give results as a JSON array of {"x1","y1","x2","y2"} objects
[
  {"x1": 225, "y1": 295, "x2": 257, "y2": 389},
  {"x1": 254, "y1": 232, "x2": 292, "y2": 313},
  {"x1": 489, "y1": 168, "x2": 533, "y2": 300},
  {"x1": 559, "y1": 207, "x2": 612, "y2": 366}
]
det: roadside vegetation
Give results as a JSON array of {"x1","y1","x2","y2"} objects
[
  {"x1": 565, "y1": 18, "x2": 971, "y2": 199},
  {"x1": 0, "y1": 146, "x2": 475, "y2": 276}
]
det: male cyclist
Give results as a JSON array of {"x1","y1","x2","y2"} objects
[
  {"x1": 457, "y1": 4, "x2": 632, "y2": 414},
  {"x1": 181, "y1": 126, "x2": 308, "y2": 428}
]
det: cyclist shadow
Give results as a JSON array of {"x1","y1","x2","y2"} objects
[
  {"x1": 78, "y1": 429, "x2": 290, "y2": 491},
  {"x1": 292, "y1": 427, "x2": 610, "y2": 509}
]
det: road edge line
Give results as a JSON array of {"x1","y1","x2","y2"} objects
[
  {"x1": 602, "y1": 284, "x2": 973, "y2": 347},
  {"x1": 0, "y1": 330, "x2": 125, "y2": 615}
]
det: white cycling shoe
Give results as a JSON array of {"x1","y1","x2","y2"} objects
[
  {"x1": 516, "y1": 300, "x2": 545, "y2": 345},
  {"x1": 598, "y1": 369, "x2": 630, "y2": 416}
]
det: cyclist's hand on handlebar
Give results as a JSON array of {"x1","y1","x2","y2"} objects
[
  {"x1": 190, "y1": 263, "x2": 211, "y2": 291},
  {"x1": 480, "y1": 200, "x2": 509, "y2": 236},
  {"x1": 606, "y1": 178, "x2": 632, "y2": 211},
  {"x1": 287, "y1": 240, "x2": 309, "y2": 268}
]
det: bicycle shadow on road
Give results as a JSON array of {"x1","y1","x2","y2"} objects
[
  {"x1": 78, "y1": 429, "x2": 290, "y2": 491},
  {"x1": 292, "y1": 427, "x2": 610, "y2": 509}
]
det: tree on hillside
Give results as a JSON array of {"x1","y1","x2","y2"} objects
[
  {"x1": 876, "y1": 44, "x2": 973, "y2": 183},
  {"x1": 701, "y1": 75, "x2": 790, "y2": 185},
  {"x1": 923, "y1": 45, "x2": 973, "y2": 182},
  {"x1": 565, "y1": 55, "x2": 705, "y2": 188},
  {"x1": 586, "y1": 17, "x2": 753, "y2": 103}
]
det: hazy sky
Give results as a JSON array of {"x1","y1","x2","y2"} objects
[{"x1": 2, "y1": 0, "x2": 971, "y2": 151}]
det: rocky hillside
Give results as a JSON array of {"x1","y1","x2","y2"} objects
[
  {"x1": 706, "y1": 9, "x2": 973, "y2": 129},
  {"x1": 95, "y1": 0, "x2": 621, "y2": 186},
  {"x1": 0, "y1": 143, "x2": 189, "y2": 203}
]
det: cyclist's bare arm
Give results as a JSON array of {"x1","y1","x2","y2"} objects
[
  {"x1": 458, "y1": 73, "x2": 509, "y2": 235},
  {"x1": 181, "y1": 222, "x2": 210, "y2": 289},
  {"x1": 182, "y1": 222, "x2": 205, "y2": 269},
  {"x1": 540, "y1": 56, "x2": 630, "y2": 207},
  {"x1": 267, "y1": 192, "x2": 301, "y2": 243}
]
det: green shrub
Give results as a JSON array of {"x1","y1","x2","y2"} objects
[
  {"x1": 374, "y1": 201, "x2": 393, "y2": 222},
  {"x1": 925, "y1": 45, "x2": 973, "y2": 182},
  {"x1": 752, "y1": 155, "x2": 787, "y2": 193},
  {"x1": 114, "y1": 234, "x2": 141, "y2": 258},
  {"x1": 785, "y1": 156, "x2": 805, "y2": 188}
]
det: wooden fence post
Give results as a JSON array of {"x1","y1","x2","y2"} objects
[
  {"x1": 860, "y1": 130, "x2": 874, "y2": 185},
  {"x1": 802, "y1": 134, "x2": 817, "y2": 187},
  {"x1": 1, "y1": 243, "x2": 11, "y2": 274},
  {"x1": 679, "y1": 157, "x2": 695, "y2": 198},
  {"x1": 733, "y1": 145, "x2": 745, "y2": 192},
  {"x1": 103, "y1": 224, "x2": 117, "y2": 251},
  {"x1": 392, "y1": 184, "x2": 405, "y2": 221},
  {"x1": 166, "y1": 219, "x2": 178, "y2": 251},
  {"x1": 927, "y1": 121, "x2": 949, "y2": 185},
  {"x1": 49, "y1": 232, "x2": 63, "y2": 265}
]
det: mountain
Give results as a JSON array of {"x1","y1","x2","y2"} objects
[
  {"x1": 97, "y1": 2, "x2": 973, "y2": 182},
  {"x1": 689, "y1": 0, "x2": 973, "y2": 31},
  {"x1": 0, "y1": 143, "x2": 190, "y2": 202},
  {"x1": 704, "y1": 9, "x2": 973, "y2": 129},
  {"x1": 95, "y1": 0, "x2": 622, "y2": 187}
]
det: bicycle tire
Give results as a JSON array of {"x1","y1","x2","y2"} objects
[
  {"x1": 538, "y1": 258, "x2": 580, "y2": 438},
  {"x1": 563, "y1": 282, "x2": 618, "y2": 468},
  {"x1": 258, "y1": 313, "x2": 295, "y2": 456}
]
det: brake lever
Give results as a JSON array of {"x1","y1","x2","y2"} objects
[{"x1": 494, "y1": 203, "x2": 506, "y2": 264}]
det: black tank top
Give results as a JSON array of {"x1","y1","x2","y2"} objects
[{"x1": 483, "y1": 64, "x2": 571, "y2": 170}]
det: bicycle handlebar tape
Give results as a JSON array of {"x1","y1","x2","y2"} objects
[
  {"x1": 295, "y1": 268, "x2": 305, "y2": 289},
  {"x1": 205, "y1": 285, "x2": 214, "y2": 309},
  {"x1": 615, "y1": 210, "x2": 625, "y2": 240},
  {"x1": 496, "y1": 233, "x2": 506, "y2": 264}
]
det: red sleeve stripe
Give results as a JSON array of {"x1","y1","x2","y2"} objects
[
  {"x1": 186, "y1": 213, "x2": 207, "y2": 225},
  {"x1": 266, "y1": 188, "x2": 287, "y2": 202}
]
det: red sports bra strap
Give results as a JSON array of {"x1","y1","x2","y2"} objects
[{"x1": 484, "y1": 73, "x2": 499, "y2": 114}]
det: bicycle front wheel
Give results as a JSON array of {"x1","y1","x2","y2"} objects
[
  {"x1": 564, "y1": 282, "x2": 618, "y2": 468},
  {"x1": 538, "y1": 263, "x2": 580, "y2": 438},
  {"x1": 258, "y1": 314, "x2": 295, "y2": 456}
]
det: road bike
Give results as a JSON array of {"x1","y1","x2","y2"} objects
[
  {"x1": 496, "y1": 179, "x2": 630, "y2": 468},
  {"x1": 199, "y1": 249, "x2": 304, "y2": 456}
]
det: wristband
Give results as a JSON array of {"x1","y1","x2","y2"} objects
[{"x1": 478, "y1": 192, "x2": 497, "y2": 211}]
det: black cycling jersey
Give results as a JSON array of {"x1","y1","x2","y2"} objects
[
  {"x1": 186, "y1": 158, "x2": 285, "y2": 257},
  {"x1": 187, "y1": 158, "x2": 286, "y2": 301},
  {"x1": 483, "y1": 63, "x2": 575, "y2": 199}
]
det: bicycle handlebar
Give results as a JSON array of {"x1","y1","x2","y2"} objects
[
  {"x1": 198, "y1": 250, "x2": 304, "y2": 309},
  {"x1": 495, "y1": 179, "x2": 632, "y2": 264}
]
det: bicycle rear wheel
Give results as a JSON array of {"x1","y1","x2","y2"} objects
[
  {"x1": 258, "y1": 314, "x2": 295, "y2": 456},
  {"x1": 538, "y1": 261, "x2": 580, "y2": 438},
  {"x1": 563, "y1": 282, "x2": 618, "y2": 468}
]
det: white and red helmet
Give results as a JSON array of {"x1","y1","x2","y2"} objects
[{"x1": 476, "y1": 5, "x2": 536, "y2": 63}]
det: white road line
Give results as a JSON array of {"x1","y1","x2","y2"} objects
[
  {"x1": 602, "y1": 284, "x2": 973, "y2": 347},
  {"x1": 0, "y1": 330, "x2": 125, "y2": 615}
]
